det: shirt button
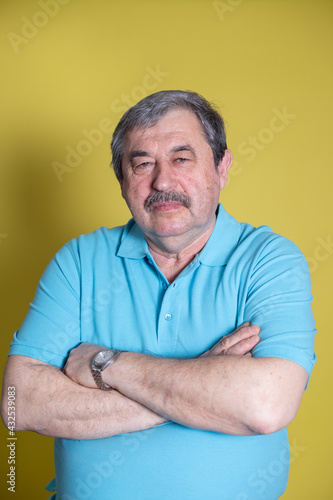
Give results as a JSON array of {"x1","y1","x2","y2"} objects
[
  {"x1": 162, "y1": 283, "x2": 168, "y2": 289},
  {"x1": 164, "y1": 313, "x2": 172, "y2": 321}
]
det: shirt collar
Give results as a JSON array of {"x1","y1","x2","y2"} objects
[
  {"x1": 116, "y1": 203, "x2": 241, "y2": 266},
  {"x1": 116, "y1": 219, "x2": 149, "y2": 259},
  {"x1": 197, "y1": 204, "x2": 241, "y2": 266}
]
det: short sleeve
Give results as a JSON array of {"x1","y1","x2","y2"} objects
[
  {"x1": 9, "y1": 242, "x2": 82, "y2": 368},
  {"x1": 244, "y1": 235, "x2": 317, "y2": 386}
]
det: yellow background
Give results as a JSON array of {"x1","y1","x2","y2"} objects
[{"x1": 0, "y1": 0, "x2": 332, "y2": 498}]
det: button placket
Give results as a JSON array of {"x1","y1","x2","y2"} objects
[{"x1": 157, "y1": 280, "x2": 180, "y2": 347}]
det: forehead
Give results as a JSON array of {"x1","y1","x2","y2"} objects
[{"x1": 123, "y1": 109, "x2": 209, "y2": 154}]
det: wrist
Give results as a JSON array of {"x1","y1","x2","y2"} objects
[
  {"x1": 102, "y1": 351, "x2": 136, "y2": 391},
  {"x1": 91, "y1": 349, "x2": 122, "y2": 391}
]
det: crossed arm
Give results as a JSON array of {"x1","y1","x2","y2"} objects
[{"x1": 1, "y1": 323, "x2": 308, "y2": 440}]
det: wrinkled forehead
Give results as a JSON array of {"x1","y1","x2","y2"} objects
[{"x1": 123, "y1": 108, "x2": 208, "y2": 153}]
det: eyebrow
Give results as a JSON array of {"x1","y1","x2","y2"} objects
[
  {"x1": 129, "y1": 150, "x2": 151, "y2": 163},
  {"x1": 170, "y1": 144, "x2": 196, "y2": 155},
  {"x1": 129, "y1": 144, "x2": 196, "y2": 164}
]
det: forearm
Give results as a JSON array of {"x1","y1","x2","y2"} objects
[
  {"x1": 60, "y1": 325, "x2": 307, "y2": 437},
  {"x1": 1, "y1": 355, "x2": 166, "y2": 440},
  {"x1": 104, "y1": 352, "x2": 306, "y2": 436}
]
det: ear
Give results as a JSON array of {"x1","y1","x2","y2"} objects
[{"x1": 217, "y1": 149, "x2": 233, "y2": 190}]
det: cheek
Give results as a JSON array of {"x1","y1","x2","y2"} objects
[{"x1": 122, "y1": 180, "x2": 151, "y2": 209}]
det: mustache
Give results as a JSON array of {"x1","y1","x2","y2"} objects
[{"x1": 144, "y1": 191, "x2": 191, "y2": 212}]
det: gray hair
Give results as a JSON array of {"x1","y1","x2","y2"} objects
[{"x1": 111, "y1": 90, "x2": 227, "y2": 180}]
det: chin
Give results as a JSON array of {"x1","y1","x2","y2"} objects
[{"x1": 150, "y1": 221, "x2": 192, "y2": 238}]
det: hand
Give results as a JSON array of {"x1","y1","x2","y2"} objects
[
  {"x1": 64, "y1": 343, "x2": 108, "y2": 388},
  {"x1": 200, "y1": 322, "x2": 260, "y2": 358}
]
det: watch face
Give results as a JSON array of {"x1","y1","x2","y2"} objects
[{"x1": 94, "y1": 350, "x2": 114, "y2": 368}]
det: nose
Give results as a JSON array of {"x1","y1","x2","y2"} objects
[{"x1": 152, "y1": 161, "x2": 177, "y2": 192}]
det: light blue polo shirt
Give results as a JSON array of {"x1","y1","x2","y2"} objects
[{"x1": 9, "y1": 204, "x2": 316, "y2": 500}]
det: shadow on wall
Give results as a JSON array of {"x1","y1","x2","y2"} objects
[{"x1": 1, "y1": 133, "x2": 80, "y2": 350}]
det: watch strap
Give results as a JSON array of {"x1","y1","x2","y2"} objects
[
  {"x1": 91, "y1": 349, "x2": 121, "y2": 391},
  {"x1": 91, "y1": 369, "x2": 113, "y2": 391}
]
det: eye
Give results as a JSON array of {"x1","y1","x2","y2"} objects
[
  {"x1": 137, "y1": 161, "x2": 152, "y2": 168},
  {"x1": 133, "y1": 161, "x2": 154, "y2": 174},
  {"x1": 175, "y1": 157, "x2": 190, "y2": 163}
]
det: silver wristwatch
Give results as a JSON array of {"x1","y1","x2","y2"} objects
[{"x1": 91, "y1": 349, "x2": 121, "y2": 391}]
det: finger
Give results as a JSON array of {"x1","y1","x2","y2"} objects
[
  {"x1": 220, "y1": 335, "x2": 260, "y2": 356},
  {"x1": 200, "y1": 323, "x2": 260, "y2": 357},
  {"x1": 223, "y1": 322, "x2": 251, "y2": 338},
  {"x1": 218, "y1": 325, "x2": 260, "y2": 351},
  {"x1": 236, "y1": 323, "x2": 259, "y2": 335}
]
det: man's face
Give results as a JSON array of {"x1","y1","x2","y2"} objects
[{"x1": 120, "y1": 108, "x2": 232, "y2": 245}]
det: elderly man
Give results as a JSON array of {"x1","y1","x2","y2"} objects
[{"x1": 1, "y1": 91, "x2": 316, "y2": 499}]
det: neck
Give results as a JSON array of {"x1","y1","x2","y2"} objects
[{"x1": 146, "y1": 217, "x2": 216, "y2": 283}]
